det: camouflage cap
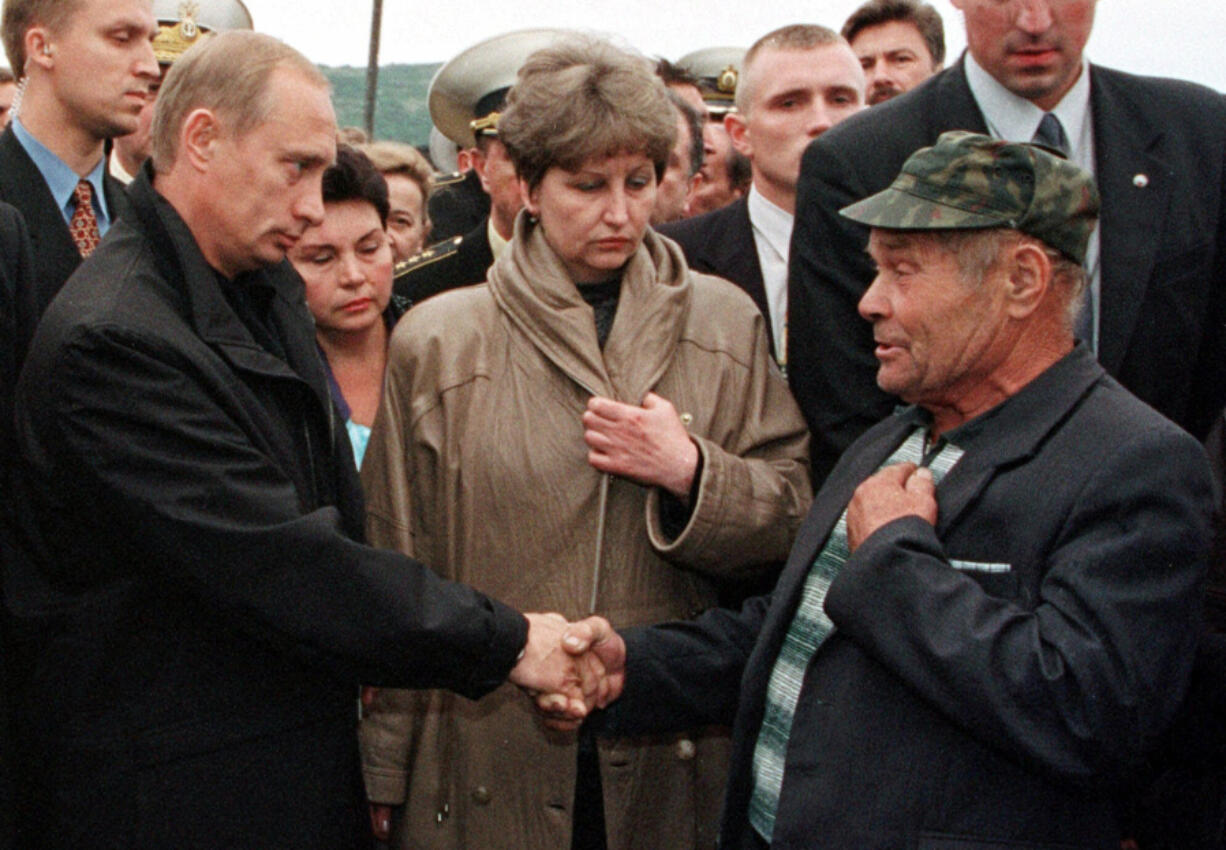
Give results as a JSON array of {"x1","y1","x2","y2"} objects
[{"x1": 840, "y1": 130, "x2": 1100, "y2": 264}]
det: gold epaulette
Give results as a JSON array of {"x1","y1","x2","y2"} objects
[{"x1": 394, "y1": 236, "x2": 463, "y2": 281}]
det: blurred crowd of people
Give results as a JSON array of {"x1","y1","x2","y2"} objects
[{"x1": 0, "y1": 0, "x2": 1223, "y2": 848}]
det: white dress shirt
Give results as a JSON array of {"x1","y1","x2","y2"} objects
[{"x1": 747, "y1": 185, "x2": 794, "y2": 362}]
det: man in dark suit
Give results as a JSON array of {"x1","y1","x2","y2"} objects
[
  {"x1": 8, "y1": 32, "x2": 606, "y2": 848},
  {"x1": 562, "y1": 134, "x2": 1215, "y2": 850},
  {"x1": 787, "y1": 0, "x2": 1226, "y2": 484},
  {"x1": 661, "y1": 25, "x2": 864, "y2": 364},
  {"x1": 0, "y1": 0, "x2": 157, "y2": 331}
]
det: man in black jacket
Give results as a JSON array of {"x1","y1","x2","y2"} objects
[
  {"x1": 8, "y1": 31, "x2": 604, "y2": 849},
  {"x1": 787, "y1": 0, "x2": 1226, "y2": 484}
]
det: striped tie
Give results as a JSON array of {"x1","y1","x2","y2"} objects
[
  {"x1": 748, "y1": 427, "x2": 964, "y2": 843},
  {"x1": 69, "y1": 179, "x2": 101, "y2": 258}
]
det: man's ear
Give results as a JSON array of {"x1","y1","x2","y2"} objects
[
  {"x1": 179, "y1": 108, "x2": 222, "y2": 172},
  {"x1": 1004, "y1": 239, "x2": 1052, "y2": 319},
  {"x1": 25, "y1": 27, "x2": 55, "y2": 72},
  {"x1": 725, "y1": 111, "x2": 752, "y2": 158}
]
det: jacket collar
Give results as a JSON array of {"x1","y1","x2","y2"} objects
[
  {"x1": 793, "y1": 342, "x2": 1103, "y2": 572},
  {"x1": 127, "y1": 168, "x2": 332, "y2": 414},
  {"x1": 486, "y1": 212, "x2": 692, "y2": 403}
]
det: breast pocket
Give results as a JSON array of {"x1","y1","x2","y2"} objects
[{"x1": 947, "y1": 558, "x2": 1019, "y2": 599}]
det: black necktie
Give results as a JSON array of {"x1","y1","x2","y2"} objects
[
  {"x1": 1032, "y1": 112, "x2": 1070, "y2": 156},
  {"x1": 1033, "y1": 113, "x2": 1094, "y2": 347}
]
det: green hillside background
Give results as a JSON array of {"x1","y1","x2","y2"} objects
[{"x1": 321, "y1": 63, "x2": 442, "y2": 146}]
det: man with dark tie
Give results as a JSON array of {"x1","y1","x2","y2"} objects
[
  {"x1": 787, "y1": 0, "x2": 1226, "y2": 486},
  {"x1": 568, "y1": 133, "x2": 1216, "y2": 850},
  {"x1": 0, "y1": 0, "x2": 159, "y2": 333}
]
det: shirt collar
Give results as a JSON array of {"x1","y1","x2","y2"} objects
[
  {"x1": 963, "y1": 51, "x2": 1092, "y2": 154},
  {"x1": 488, "y1": 216, "x2": 510, "y2": 260},
  {"x1": 12, "y1": 117, "x2": 111, "y2": 226},
  {"x1": 747, "y1": 184, "x2": 794, "y2": 260}
]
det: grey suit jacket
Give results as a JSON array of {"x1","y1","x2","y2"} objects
[{"x1": 786, "y1": 58, "x2": 1226, "y2": 482}]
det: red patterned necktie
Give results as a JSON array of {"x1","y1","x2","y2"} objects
[{"x1": 69, "y1": 179, "x2": 101, "y2": 258}]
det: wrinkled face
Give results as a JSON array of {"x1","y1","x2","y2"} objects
[
  {"x1": 384, "y1": 173, "x2": 429, "y2": 261},
  {"x1": 952, "y1": 0, "x2": 1096, "y2": 110},
  {"x1": 290, "y1": 199, "x2": 394, "y2": 336},
  {"x1": 651, "y1": 112, "x2": 694, "y2": 225},
  {"x1": 852, "y1": 20, "x2": 940, "y2": 105},
  {"x1": 859, "y1": 230, "x2": 1009, "y2": 409},
  {"x1": 687, "y1": 122, "x2": 742, "y2": 216},
  {"x1": 202, "y1": 69, "x2": 338, "y2": 278},
  {"x1": 525, "y1": 151, "x2": 656, "y2": 284},
  {"x1": 731, "y1": 43, "x2": 865, "y2": 207},
  {"x1": 41, "y1": 0, "x2": 159, "y2": 139}
]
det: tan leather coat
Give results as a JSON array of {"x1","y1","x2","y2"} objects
[{"x1": 358, "y1": 219, "x2": 811, "y2": 850}]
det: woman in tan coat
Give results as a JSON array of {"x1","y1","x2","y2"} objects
[{"x1": 359, "y1": 37, "x2": 812, "y2": 850}]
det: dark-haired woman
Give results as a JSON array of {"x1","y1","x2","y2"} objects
[{"x1": 289, "y1": 145, "x2": 407, "y2": 467}]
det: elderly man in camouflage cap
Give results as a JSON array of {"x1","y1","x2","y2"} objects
[{"x1": 579, "y1": 131, "x2": 1216, "y2": 849}]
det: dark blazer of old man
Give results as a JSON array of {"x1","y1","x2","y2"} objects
[
  {"x1": 0, "y1": 125, "x2": 133, "y2": 338},
  {"x1": 786, "y1": 58, "x2": 1226, "y2": 482},
  {"x1": 658, "y1": 197, "x2": 776, "y2": 358},
  {"x1": 603, "y1": 345, "x2": 1215, "y2": 850}
]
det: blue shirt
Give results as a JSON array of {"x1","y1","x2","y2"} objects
[{"x1": 11, "y1": 117, "x2": 112, "y2": 233}]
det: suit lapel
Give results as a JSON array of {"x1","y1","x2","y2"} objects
[
  {"x1": 749, "y1": 416, "x2": 915, "y2": 676},
  {"x1": 933, "y1": 347, "x2": 1103, "y2": 534},
  {"x1": 0, "y1": 129, "x2": 81, "y2": 312},
  {"x1": 1089, "y1": 67, "x2": 1172, "y2": 374},
  {"x1": 698, "y1": 199, "x2": 771, "y2": 346}
]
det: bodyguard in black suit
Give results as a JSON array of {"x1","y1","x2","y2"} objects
[
  {"x1": 579, "y1": 134, "x2": 1215, "y2": 850},
  {"x1": 0, "y1": 127, "x2": 132, "y2": 323},
  {"x1": 0, "y1": 0, "x2": 159, "y2": 341},
  {"x1": 658, "y1": 197, "x2": 769, "y2": 338},
  {"x1": 787, "y1": 0, "x2": 1226, "y2": 483},
  {"x1": 660, "y1": 26, "x2": 868, "y2": 366}
]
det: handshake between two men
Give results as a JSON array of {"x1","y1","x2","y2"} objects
[{"x1": 510, "y1": 612, "x2": 628, "y2": 730}]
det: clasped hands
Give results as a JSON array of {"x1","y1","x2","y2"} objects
[{"x1": 509, "y1": 612, "x2": 627, "y2": 731}]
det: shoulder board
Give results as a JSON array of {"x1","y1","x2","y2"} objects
[
  {"x1": 394, "y1": 236, "x2": 463, "y2": 280},
  {"x1": 432, "y1": 171, "x2": 466, "y2": 188}
]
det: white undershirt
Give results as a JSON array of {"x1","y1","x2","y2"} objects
[{"x1": 747, "y1": 185, "x2": 794, "y2": 361}]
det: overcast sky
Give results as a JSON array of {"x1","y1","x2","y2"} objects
[{"x1": 239, "y1": 0, "x2": 1225, "y2": 94}]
